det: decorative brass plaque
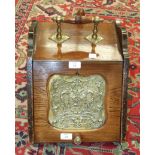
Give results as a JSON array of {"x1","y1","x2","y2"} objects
[{"x1": 48, "y1": 75, "x2": 106, "y2": 130}]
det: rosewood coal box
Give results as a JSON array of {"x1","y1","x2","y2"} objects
[{"x1": 27, "y1": 14, "x2": 129, "y2": 144}]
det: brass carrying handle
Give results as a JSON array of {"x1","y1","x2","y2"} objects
[
  {"x1": 49, "y1": 9, "x2": 104, "y2": 54},
  {"x1": 52, "y1": 15, "x2": 103, "y2": 25},
  {"x1": 50, "y1": 14, "x2": 103, "y2": 44},
  {"x1": 52, "y1": 8, "x2": 103, "y2": 24}
]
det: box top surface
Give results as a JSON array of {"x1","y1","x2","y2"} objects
[{"x1": 33, "y1": 22, "x2": 123, "y2": 61}]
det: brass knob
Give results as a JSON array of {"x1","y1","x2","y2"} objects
[
  {"x1": 74, "y1": 136, "x2": 81, "y2": 145},
  {"x1": 116, "y1": 19, "x2": 122, "y2": 26}
]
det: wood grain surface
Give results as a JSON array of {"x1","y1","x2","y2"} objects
[
  {"x1": 33, "y1": 22, "x2": 123, "y2": 61},
  {"x1": 33, "y1": 61, "x2": 123, "y2": 143},
  {"x1": 29, "y1": 21, "x2": 126, "y2": 143}
]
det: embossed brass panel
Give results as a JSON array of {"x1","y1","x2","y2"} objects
[{"x1": 48, "y1": 75, "x2": 106, "y2": 130}]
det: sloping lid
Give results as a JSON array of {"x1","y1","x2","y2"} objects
[{"x1": 33, "y1": 22, "x2": 123, "y2": 61}]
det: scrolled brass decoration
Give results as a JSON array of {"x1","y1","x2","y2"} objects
[{"x1": 48, "y1": 75, "x2": 106, "y2": 130}]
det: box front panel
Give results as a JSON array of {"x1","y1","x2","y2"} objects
[{"x1": 33, "y1": 61, "x2": 123, "y2": 143}]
